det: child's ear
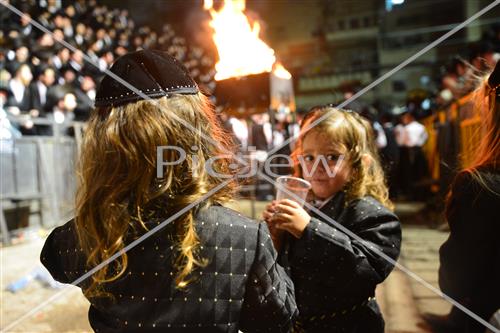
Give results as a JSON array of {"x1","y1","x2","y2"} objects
[{"x1": 361, "y1": 153, "x2": 372, "y2": 168}]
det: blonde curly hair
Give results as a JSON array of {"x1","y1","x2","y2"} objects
[{"x1": 292, "y1": 106, "x2": 393, "y2": 210}]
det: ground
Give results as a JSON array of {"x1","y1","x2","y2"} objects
[{"x1": 1, "y1": 200, "x2": 453, "y2": 332}]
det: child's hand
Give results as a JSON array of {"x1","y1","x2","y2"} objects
[
  {"x1": 272, "y1": 199, "x2": 311, "y2": 239},
  {"x1": 262, "y1": 200, "x2": 277, "y2": 223},
  {"x1": 262, "y1": 201, "x2": 284, "y2": 250}
]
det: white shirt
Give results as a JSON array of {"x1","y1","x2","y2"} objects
[
  {"x1": 87, "y1": 89, "x2": 96, "y2": 102},
  {"x1": 0, "y1": 106, "x2": 22, "y2": 141},
  {"x1": 52, "y1": 56, "x2": 62, "y2": 69},
  {"x1": 272, "y1": 130, "x2": 284, "y2": 147},
  {"x1": 263, "y1": 122, "x2": 273, "y2": 147},
  {"x1": 229, "y1": 117, "x2": 248, "y2": 150},
  {"x1": 75, "y1": 35, "x2": 84, "y2": 45},
  {"x1": 373, "y1": 121, "x2": 387, "y2": 149},
  {"x1": 401, "y1": 121, "x2": 428, "y2": 147},
  {"x1": 311, "y1": 194, "x2": 335, "y2": 210},
  {"x1": 9, "y1": 78, "x2": 25, "y2": 104},
  {"x1": 69, "y1": 60, "x2": 82, "y2": 72},
  {"x1": 37, "y1": 81, "x2": 47, "y2": 105}
]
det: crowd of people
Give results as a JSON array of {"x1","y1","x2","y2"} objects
[
  {"x1": 0, "y1": 0, "x2": 217, "y2": 136},
  {"x1": 437, "y1": 26, "x2": 500, "y2": 111}
]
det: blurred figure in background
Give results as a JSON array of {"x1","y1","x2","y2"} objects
[
  {"x1": 7, "y1": 63, "x2": 32, "y2": 112},
  {"x1": 250, "y1": 113, "x2": 272, "y2": 151},
  {"x1": 73, "y1": 75, "x2": 95, "y2": 121},
  {"x1": 44, "y1": 92, "x2": 77, "y2": 136},
  {"x1": 28, "y1": 66, "x2": 56, "y2": 114},
  {"x1": 380, "y1": 112, "x2": 400, "y2": 198},
  {"x1": 395, "y1": 109, "x2": 429, "y2": 200},
  {"x1": 0, "y1": 74, "x2": 22, "y2": 141},
  {"x1": 6, "y1": 46, "x2": 30, "y2": 74}
]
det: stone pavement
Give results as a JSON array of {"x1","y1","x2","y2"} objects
[
  {"x1": 380, "y1": 225, "x2": 451, "y2": 333},
  {"x1": 0, "y1": 200, "x2": 453, "y2": 332},
  {"x1": 400, "y1": 226, "x2": 451, "y2": 318},
  {"x1": 1, "y1": 237, "x2": 92, "y2": 332}
]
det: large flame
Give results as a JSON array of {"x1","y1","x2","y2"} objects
[{"x1": 204, "y1": 0, "x2": 276, "y2": 81}]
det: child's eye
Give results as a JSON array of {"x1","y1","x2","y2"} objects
[
  {"x1": 326, "y1": 154, "x2": 340, "y2": 161},
  {"x1": 303, "y1": 155, "x2": 314, "y2": 162}
]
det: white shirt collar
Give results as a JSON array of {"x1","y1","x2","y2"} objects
[{"x1": 311, "y1": 194, "x2": 335, "y2": 210}]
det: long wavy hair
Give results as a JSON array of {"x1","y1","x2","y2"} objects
[
  {"x1": 292, "y1": 106, "x2": 393, "y2": 210},
  {"x1": 75, "y1": 93, "x2": 237, "y2": 298},
  {"x1": 455, "y1": 66, "x2": 500, "y2": 195}
]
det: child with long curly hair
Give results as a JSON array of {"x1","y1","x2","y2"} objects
[{"x1": 263, "y1": 106, "x2": 401, "y2": 332}]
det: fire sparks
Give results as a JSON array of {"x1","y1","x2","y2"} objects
[{"x1": 204, "y1": 0, "x2": 276, "y2": 81}]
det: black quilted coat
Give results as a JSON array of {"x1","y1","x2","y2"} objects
[
  {"x1": 41, "y1": 205, "x2": 298, "y2": 333},
  {"x1": 282, "y1": 192, "x2": 401, "y2": 333}
]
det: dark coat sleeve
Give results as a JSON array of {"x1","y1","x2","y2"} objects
[
  {"x1": 40, "y1": 225, "x2": 71, "y2": 284},
  {"x1": 239, "y1": 222, "x2": 298, "y2": 333},
  {"x1": 438, "y1": 171, "x2": 499, "y2": 303},
  {"x1": 40, "y1": 220, "x2": 87, "y2": 285},
  {"x1": 289, "y1": 198, "x2": 401, "y2": 294}
]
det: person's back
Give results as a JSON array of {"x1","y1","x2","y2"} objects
[
  {"x1": 42, "y1": 205, "x2": 296, "y2": 332},
  {"x1": 40, "y1": 50, "x2": 297, "y2": 333},
  {"x1": 439, "y1": 167, "x2": 500, "y2": 333},
  {"x1": 437, "y1": 61, "x2": 500, "y2": 333}
]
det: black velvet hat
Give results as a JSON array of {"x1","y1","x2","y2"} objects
[{"x1": 94, "y1": 49, "x2": 198, "y2": 107}]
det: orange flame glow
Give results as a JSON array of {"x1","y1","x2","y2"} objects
[
  {"x1": 204, "y1": 0, "x2": 276, "y2": 81},
  {"x1": 273, "y1": 62, "x2": 292, "y2": 80}
]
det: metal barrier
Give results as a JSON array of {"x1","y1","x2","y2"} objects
[
  {"x1": 1, "y1": 115, "x2": 84, "y2": 245},
  {"x1": 421, "y1": 113, "x2": 440, "y2": 191},
  {"x1": 459, "y1": 116, "x2": 482, "y2": 168},
  {"x1": 420, "y1": 92, "x2": 483, "y2": 195},
  {"x1": 0, "y1": 115, "x2": 278, "y2": 243}
]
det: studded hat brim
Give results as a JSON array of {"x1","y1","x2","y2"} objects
[{"x1": 94, "y1": 87, "x2": 198, "y2": 108}]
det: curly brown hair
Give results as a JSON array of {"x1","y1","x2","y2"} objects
[{"x1": 75, "y1": 93, "x2": 237, "y2": 298}]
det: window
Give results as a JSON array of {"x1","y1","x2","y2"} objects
[
  {"x1": 363, "y1": 16, "x2": 371, "y2": 27},
  {"x1": 338, "y1": 20, "x2": 345, "y2": 31},
  {"x1": 386, "y1": 0, "x2": 405, "y2": 11},
  {"x1": 350, "y1": 18, "x2": 359, "y2": 29},
  {"x1": 392, "y1": 80, "x2": 406, "y2": 92}
]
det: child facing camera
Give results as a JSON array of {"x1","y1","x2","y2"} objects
[{"x1": 263, "y1": 106, "x2": 402, "y2": 332}]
